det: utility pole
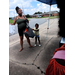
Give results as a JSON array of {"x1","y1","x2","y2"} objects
[{"x1": 22, "y1": 5, "x2": 25, "y2": 16}]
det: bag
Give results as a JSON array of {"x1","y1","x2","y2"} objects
[
  {"x1": 25, "y1": 19, "x2": 29, "y2": 28},
  {"x1": 23, "y1": 27, "x2": 35, "y2": 38}
]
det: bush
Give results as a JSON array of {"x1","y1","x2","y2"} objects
[{"x1": 26, "y1": 14, "x2": 31, "y2": 18}]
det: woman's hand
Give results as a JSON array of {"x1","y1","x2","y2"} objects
[
  {"x1": 9, "y1": 23, "x2": 11, "y2": 25},
  {"x1": 9, "y1": 17, "x2": 16, "y2": 25},
  {"x1": 23, "y1": 15, "x2": 29, "y2": 23}
]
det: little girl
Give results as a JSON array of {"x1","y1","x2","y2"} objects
[{"x1": 32, "y1": 23, "x2": 41, "y2": 46}]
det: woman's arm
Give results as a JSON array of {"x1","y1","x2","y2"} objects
[
  {"x1": 10, "y1": 17, "x2": 17, "y2": 25},
  {"x1": 12, "y1": 17, "x2": 17, "y2": 25}
]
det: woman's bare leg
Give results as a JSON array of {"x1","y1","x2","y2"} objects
[
  {"x1": 25, "y1": 36, "x2": 34, "y2": 47},
  {"x1": 19, "y1": 36, "x2": 23, "y2": 51}
]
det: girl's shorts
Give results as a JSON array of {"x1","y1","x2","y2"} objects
[{"x1": 35, "y1": 35, "x2": 40, "y2": 37}]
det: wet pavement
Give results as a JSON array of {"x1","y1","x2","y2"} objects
[{"x1": 9, "y1": 18, "x2": 61, "y2": 75}]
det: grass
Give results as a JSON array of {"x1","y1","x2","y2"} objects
[
  {"x1": 9, "y1": 16, "x2": 59, "y2": 24},
  {"x1": 9, "y1": 19, "x2": 14, "y2": 24},
  {"x1": 50, "y1": 16, "x2": 59, "y2": 19}
]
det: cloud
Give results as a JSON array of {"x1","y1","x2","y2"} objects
[
  {"x1": 9, "y1": 0, "x2": 34, "y2": 9},
  {"x1": 9, "y1": 0, "x2": 34, "y2": 17},
  {"x1": 34, "y1": 3, "x2": 59, "y2": 13},
  {"x1": 51, "y1": 5, "x2": 60, "y2": 11},
  {"x1": 37, "y1": 3, "x2": 41, "y2": 6},
  {"x1": 36, "y1": 3, "x2": 60, "y2": 12},
  {"x1": 39, "y1": 3, "x2": 49, "y2": 11},
  {"x1": 9, "y1": 0, "x2": 60, "y2": 17}
]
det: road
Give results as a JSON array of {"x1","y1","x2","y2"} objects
[
  {"x1": 9, "y1": 18, "x2": 61, "y2": 75},
  {"x1": 29, "y1": 18, "x2": 47, "y2": 28},
  {"x1": 9, "y1": 18, "x2": 47, "y2": 36}
]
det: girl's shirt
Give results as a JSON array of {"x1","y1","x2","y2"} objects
[{"x1": 34, "y1": 28, "x2": 39, "y2": 36}]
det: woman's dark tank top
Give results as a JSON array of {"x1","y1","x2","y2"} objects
[{"x1": 16, "y1": 18, "x2": 26, "y2": 30}]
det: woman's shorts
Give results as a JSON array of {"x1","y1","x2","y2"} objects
[{"x1": 18, "y1": 28, "x2": 25, "y2": 36}]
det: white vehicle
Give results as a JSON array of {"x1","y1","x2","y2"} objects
[{"x1": 37, "y1": 15, "x2": 42, "y2": 18}]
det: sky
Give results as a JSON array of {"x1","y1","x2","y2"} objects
[{"x1": 9, "y1": 0, "x2": 60, "y2": 17}]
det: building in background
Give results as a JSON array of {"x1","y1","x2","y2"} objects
[
  {"x1": 31, "y1": 11, "x2": 59, "y2": 18},
  {"x1": 9, "y1": 11, "x2": 59, "y2": 19}
]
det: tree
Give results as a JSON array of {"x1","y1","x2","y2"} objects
[
  {"x1": 26, "y1": 14, "x2": 31, "y2": 18},
  {"x1": 34, "y1": 11, "x2": 42, "y2": 14}
]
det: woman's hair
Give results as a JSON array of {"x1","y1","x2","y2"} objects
[{"x1": 15, "y1": 6, "x2": 20, "y2": 13}]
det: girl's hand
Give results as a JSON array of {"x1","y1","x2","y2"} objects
[{"x1": 31, "y1": 28, "x2": 34, "y2": 30}]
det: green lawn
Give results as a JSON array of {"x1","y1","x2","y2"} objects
[
  {"x1": 9, "y1": 16, "x2": 59, "y2": 24},
  {"x1": 50, "y1": 16, "x2": 59, "y2": 19},
  {"x1": 9, "y1": 19, "x2": 14, "y2": 24}
]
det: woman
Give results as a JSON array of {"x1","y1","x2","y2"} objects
[{"x1": 10, "y1": 6, "x2": 33, "y2": 52}]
